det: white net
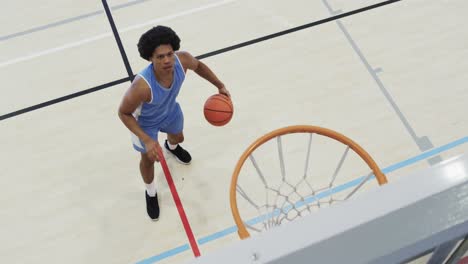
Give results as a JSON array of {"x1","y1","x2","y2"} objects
[{"x1": 234, "y1": 130, "x2": 382, "y2": 236}]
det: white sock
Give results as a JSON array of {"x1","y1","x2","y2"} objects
[
  {"x1": 168, "y1": 142, "x2": 178, "y2": 150},
  {"x1": 145, "y1": 179, "x2": 157, "y2": 197}
]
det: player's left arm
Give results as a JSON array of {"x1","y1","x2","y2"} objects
[{"x1": 177, "y1": 51, "x2": 230, "y2": 98}]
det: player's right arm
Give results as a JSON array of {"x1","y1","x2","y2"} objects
[{"x1": 118, "y1": 76, "x2": 160, "y2": 161}]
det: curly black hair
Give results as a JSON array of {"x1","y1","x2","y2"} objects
[{"x1": 137, "y1": 25, "x2": 181, "y2": 61}]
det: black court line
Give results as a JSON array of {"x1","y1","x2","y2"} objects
[
  {"x1": 102, "y1": 0, "x2": 134, "y2": 79},
  {"x1": 197, "y1": 0, "x2": 401, "y2": 59},
  {"x1": 0, "y1": 0, "x2": 401, "y2": 122},
  {"x1": 0, "y1": 77, "x2": 131, "y2": 121},
  {"x1": 0, "y1": 0, "x2": 151, "y2": 42}
]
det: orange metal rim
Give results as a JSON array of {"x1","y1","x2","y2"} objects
[{"x1": 230, "y1": 125, "x2": 388, "y2": 239}]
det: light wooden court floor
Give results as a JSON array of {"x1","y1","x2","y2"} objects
[{"x1": 1, "y1": 0, "x2": 467, "y2": 263}]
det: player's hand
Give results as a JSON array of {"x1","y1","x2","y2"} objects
[
  {"x1": 218, "y1": 86, "x2": 231, "y2": 98},
  {"x1": 144, "y1": 139, "x2": 161, "y2": 162}
]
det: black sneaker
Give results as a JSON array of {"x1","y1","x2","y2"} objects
[
  {"x1": 164, "y1": 140, "x2": 192, "y2": 164},
  {"x1": 145, "y1": 191, "x2": 160, "y2": 221}
]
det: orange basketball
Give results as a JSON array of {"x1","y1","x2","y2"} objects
[{"x1": 203, "y1": 94, "x2": 233, "y2": 126}]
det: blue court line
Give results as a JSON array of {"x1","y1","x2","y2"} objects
[
  {"x1": 382, "y1": 136, "x2": 468, "y2": 174},
  {"x1": 137, "y1": 136, "x2": 468, "y2": 263},
  {"x1": 136, "y1": 244, "x2": 190, "y2": 264}
]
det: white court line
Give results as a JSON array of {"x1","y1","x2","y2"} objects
[{"x1": 0, "y1": 0, "x2": 237, "y2": 69}]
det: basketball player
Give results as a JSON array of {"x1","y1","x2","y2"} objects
[{"x1": 118, "y1": 26, "x2": 230, "y2": 220}]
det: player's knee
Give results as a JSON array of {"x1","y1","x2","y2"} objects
[{"x1": 140, "y1": 154, "x2": 155, "y2": 167}]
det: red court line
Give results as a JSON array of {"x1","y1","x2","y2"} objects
[{"x1": 157, "y1": 148, "x2": 201, "y2": 257}]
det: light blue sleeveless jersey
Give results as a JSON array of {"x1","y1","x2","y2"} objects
[{"x1": 133, "y1": 54, "x2": 185, "y2": 129}]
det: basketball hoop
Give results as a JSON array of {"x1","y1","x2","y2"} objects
[{"x1": 230, "y1": 125, "x2": 387, "y2": 239}]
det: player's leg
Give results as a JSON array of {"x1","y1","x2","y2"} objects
[
  {"x1": 167, "y1": 131, "x2": 184, "y2": 145},
  {"x1": 132, "y1": 128, "x2": 160, "y2": 220},
  {"x1": 140, "y1": 152, "x2": 160, "y2": 221},
  {"x1": 161, "y1": 104, "x2": 192, "y2": 164},
  {"x1": 140, "y1": 151, "x2": 155, "y2": 186}
]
